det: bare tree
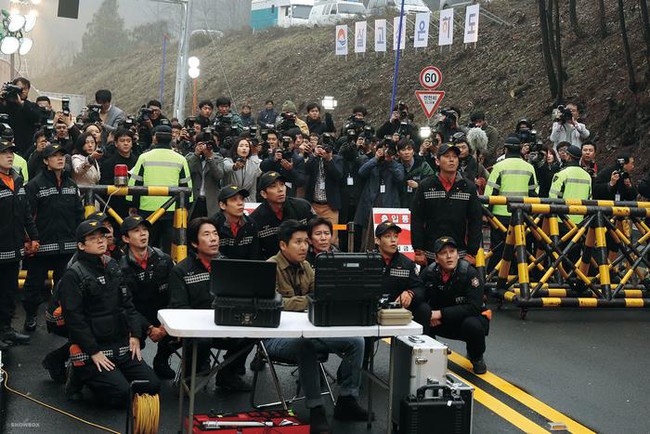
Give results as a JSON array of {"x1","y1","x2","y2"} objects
[
  {"x1": 553, "y1": 0, "x2": 564, "y2": 102},
  {"x1": 617, "y1": 0, "x2": 638, "y2": 92},
  {"x1": 640, "y1": 0, "x2": 650, "y2": 78},
  {"x1": 569, "y1": 0, "x2": 584, "y2": 38},
  {"x1": 597, "y1": 0, "x2": 608, "y2": 38},
  {"x1": 538, "y1": 0, "x2": 559, "y2": 99}
]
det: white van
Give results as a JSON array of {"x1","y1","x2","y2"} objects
[
  {"x1": 251, "y1": 0, "x2": 315, "y2": 30},
  {"x1": 308, "y1": 1, "x2": 367, "y2": 26},
  {"x1": 366, "y1": 0, "x2": 431, "y2": 16}
]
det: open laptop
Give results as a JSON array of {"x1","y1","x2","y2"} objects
[{"x1": 210, "y1": 258, "x2": 277, "y2": 299}]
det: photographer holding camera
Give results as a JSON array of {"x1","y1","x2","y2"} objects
[
  {"x1": 377, "y1": 101, "x2": 415, "y2": 140},
  {"x1": 186, "y1": 130, "x2": 225, "y2": 219},
  {"x1": 304, "y1": 102, "x2": 335, "y2": 136},
  {"x1": 137, "y1": 100, "x2": 168, "y2": 149},
  {"x1": 213, "y1": 96, "x2": 244, "y2": 138},
  {"x1": 0, "y1": 78, "x2": 43, "y2": 157},
  {"x1": 275, "y1": 100, "x2": 309, "y2": 136},
  {"x1": 593, "y1": 152, "x2": 637, "y2": 202},
  {"x1": 94, "y1": 89, "x2": 124, "y2": 133},
  {"x1": 433, "y1": 107, "x2": 465, "y2": 142},
  {"x1": 549, "y1": 103, "x2": 590, "y2": 153},
  {"x1": 260, "y1": 130, "x2": 306, "y2": 198}
]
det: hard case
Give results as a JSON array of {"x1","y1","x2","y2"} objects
[
  {"x1": 213, "y1": 293, "x2": 283, "y2": 328},
  {"x1": 398, "y1": 382, "x2": 472, "y2": 434},
  {"x1": 313, "y1": 252, "x2": 384, "y2": 300},
  {"x1": 392, "y1": 335, "x2": 449, "y2": 423},
  {"x1": 307, "y1": 295, "x2": 376, "y2": 326}
]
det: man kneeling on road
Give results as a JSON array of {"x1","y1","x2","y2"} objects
[
  {"x1": 420, "y1": 237, "x2": 490, "y2": 375},
  {"x1": 59, "y1": 220, "x2": 160, "y2": 407},
  {"x1": 265, "y1": 220, "x2": 368, "y2": 434}
]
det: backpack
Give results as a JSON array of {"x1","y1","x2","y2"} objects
[{"x1": 45, "y1": 261, "x2": 89, "y2": 338}]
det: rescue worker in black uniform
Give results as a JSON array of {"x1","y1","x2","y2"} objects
[
  {"x1": 23, "y1": 143, "x2": 83, "y2": 331},
  {"x1": 168, "y1": 217, "x2": 253, "y2": 391},
  {"x1": 211, "y1": 184, "x2": 261, "y2": 259},
  {"x1": 59, "y1": 220, "x2": 160, "y2": 407},
  {"x1": 374, "y1": 221, "x2": 430, "y2": 328},
  {"x1": 0, "y1": 133, "x2": 38, "y2": 348},
  {"x1": 420, "y1": 236, "x2": 490, "y2": 375},
  {"x1": 250, "y1": 171, "x2": 316, "y2": 259},
  {"x1": 411, "y1": 143, "x2": 483, "y2": 266},
  {"x1": 119, "y1": 215, "x2": 176, "y2": 379}
]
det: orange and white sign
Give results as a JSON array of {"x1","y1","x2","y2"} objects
[{"x1": 372, "y1": 207, "x2": 414, "y2": 260}]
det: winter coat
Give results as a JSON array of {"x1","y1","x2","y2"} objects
[
  {"x1": 71, "y1": 154, "x2": 101, "y2": 186},
  {"x1": 353, "y1": 157, "x2": 405, "y2": 228},
  {"x1": 222, "y1": 156, "x2": 262, "y2": 202}
]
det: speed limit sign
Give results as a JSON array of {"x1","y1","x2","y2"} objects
[{"x1": 419, "y1": 66, "x2": 442, "y2": 89}]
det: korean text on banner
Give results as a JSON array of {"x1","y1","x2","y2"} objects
[
  {"x1": 355, "y1": 21, "x2": 367, "y2": 53},
  {"x1": 438, "y1": 8, "x2": 454, "y2": 46},
  {"x1": 372, "y1": 208, "x2": 414, "y2": 260},
  {"x1": 393, "y1": 16, "x2": 406, "y2": 51},
  {"x1": 463, "y1": 4, "x2": 480, "y2": 44},
  {"x1": 375, "y1": 19, "x2": 387, "y2": 52},
  {"x1": 335, "y1": 25, "x2": 348, "y2": 56},
  {"x1": 413, "y1": 12, "x2": 430, "y2": 48}
]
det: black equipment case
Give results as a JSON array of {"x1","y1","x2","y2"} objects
[
  {"x1": 398, "y1": 374, "x2": 474, "y2": 434},
  {"x1": 213, "y1": 293, "x2": 283, "y2": 328},
  {"x1": 309, "y1": 252, "x2": 384, "y2": 326}
]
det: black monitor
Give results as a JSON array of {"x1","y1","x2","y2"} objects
[{"x1": 210, "y1": 259, "x2": 277, "y2": 299}]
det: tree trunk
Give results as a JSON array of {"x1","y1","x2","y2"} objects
[
  {"x1": 569, "y1": 0, "x2": 584, "y2": 38},
  {"x1": 618, "y1": 0, "x2": 638, "y2": 92},
  {"x1": 597, "y1": 0, "x2": 608, "y2": 38},
  {"x1": 639, "y1": 0, "x2": 650, "y2": 77},
  {"x1": 554, "y1": 0, "x2": 564, "y2": 103},
  {"x1": 538, "y1": 0, "x2": 559, "y2": 99}
]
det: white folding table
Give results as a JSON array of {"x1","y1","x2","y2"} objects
[{"x1": 158, "y1": 309, "x2": 422, "y2": 434}]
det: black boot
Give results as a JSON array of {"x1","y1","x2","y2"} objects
[
  {"x1": 153, "y1": 352, "x2": 176, "y2": 380},
  {"x1": 334, "y1": 395, "x2": 370, "y2": 421},
  {"x1": 23, "y1": 314, "x2": 37, "y2": 332},
  {"x1": 42, "y1": 352, "x2": 66, "y2": 383},
  {"x1": 309, "y1": 405, "x2": 331, "y2": 434},
  {"x1": 0, "y1": 326, "x2": 30, "y2": 344}
]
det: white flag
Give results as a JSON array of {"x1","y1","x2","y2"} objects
[
  {"x1": 355, "y1": 21, "x2": 367, "y2": 53},
  {"x1": 393, "y1": 16, "x2": 406, "y2": 50},
  {"x1": 438, "y1": 8, "x2": 454, "y2": 46},
  {"x1": 375, "y1": 19, "x2": 387, "y2": 52},
  {"x1": 335, "y1": 25, "x2": 348, "y2": 56},
  {"x1": 463, "y1": 4, "x2": 480, "y2": 44},
  {"x1": 413, "y1": 12, "x2": 430, "y2": 48}
]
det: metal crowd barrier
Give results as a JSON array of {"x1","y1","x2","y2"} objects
[{"x1": 479, "y1": 196, "x2": 650, "y2": 318}]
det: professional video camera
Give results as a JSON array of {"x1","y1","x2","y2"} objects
[
  {"x1": 615, "y1": 158, "x2": 630, "y2": 180},
  {"x1": 527, "y1": 140, "x2": 545, "y2": 165},
  {"x1": 397, "y1": 101, "x2": 409, "y2": 121},
  {"x1": 343, "y1": 115, "x2": 366, "y2": 135},
  {"x1": 379, "y1": 135, "x2": 398, "y2": 160},
  {"x1": 277, "y1": 112, "x2": 297, "y2": 132},
  {"x1": 0, "y1": 83, "x2": 22, "y2": 101},
  {"x1": 0, "y1": 116, "x2": 13, "y2": 142},
  {"x1": 61, "y1": 97, "x2": 71, "y2": 117},
  {"x1": 214, "y1": 114, "x2": 236, "y2": 137},
  {"x1": 137, "y1": 106, "x2": 154, "y2": 123},
  {"x1": 516, "y1": 128, "x2": 537, "y2": 144},
  {"x1": 86, "y1": 104, "x2": 102, "y2": 123},
  {"x1": 44, "y1": 119, "x2": 55, "y2": 141},
  {"x1": 555, "y1": 105, "x2": 574, "y2": 124}
]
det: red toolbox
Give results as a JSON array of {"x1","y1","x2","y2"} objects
[{"x1": 189, "y1": 410, "x2": 309, "y2": 433}]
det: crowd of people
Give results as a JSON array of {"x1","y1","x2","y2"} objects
[{"x1": 0, "y1": 75, "x2": 648, "y2": 434}]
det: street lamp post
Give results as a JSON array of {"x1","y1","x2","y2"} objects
[{"x1": 188, "y1": 56, "x2": 200, "y2": 114}]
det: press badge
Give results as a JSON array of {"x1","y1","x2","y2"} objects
[
  {"x1": 380, "y1": 184, "x2": 386, "y2": 194},
  {"x1": 347, "y1": 176, "x2": 354, "y2": 186},
  {"x1": 319, "y1": 181, "x2": 326, "y2": 190},
  {"x1": 407, "y1": 186, "x2": 413, "y2": 193},
  {"x1": 286, "y1": 182, "x2": 293, "y2": 189}
]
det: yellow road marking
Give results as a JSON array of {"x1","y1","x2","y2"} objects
[{"x1": 449, "y1": 352, "x2": 596, "y2": 434}]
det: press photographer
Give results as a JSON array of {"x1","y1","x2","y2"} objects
[
  {"x1": 94, "y1": 89, "x2": 125, "y2": 133},
  {"x1": 259, "y1": 131, "x2": 306, "y2": 198},
  {"x1": 213, "y1": 96, "x2": 244, "y2": 140},
  {"x1": 136, "y1": 100, "x2": 168, "y2": 149},
  {"x1": 0, "y1": 77, "x2": 42, "y2": 157},
  {"x1": 275, "y1": 100, "x2": 309, "y2": 136},
  {"x1": 549, "y1": 102, "x2": 590, "y2": 152},
  {"x1": 593, "y1": 152, "x2": 637, "y2": 201},
  {"x1": 377, "y1": 101, "x2": 415, "y2": 140}
]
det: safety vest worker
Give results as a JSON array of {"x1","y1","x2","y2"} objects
[
  {"x1": 128, "y1": 125, "x2": 192, "y2": 213},
  {"x1": 484, "y1": 136, "x2": 538, "y2": 217},
  {"x1": 549, "y1": 145, "x2": 592, "y2": 224}
]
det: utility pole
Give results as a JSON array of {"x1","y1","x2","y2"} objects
[{"x1": 149, "y1": 0, "x2": 193, "y2": 120}]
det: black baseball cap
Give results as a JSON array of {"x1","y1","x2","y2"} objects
[
  {"x1": 375, "y1": 221, "x2": 402, "y2": 237},
  {"x1": 504, "y1": 136, "x2": 521, "y2": 149},
  {"x1": 121, "y1": 215, "x2": 152, "y2": 233},
  {"x1": 86, "y1": 211, "x2": 108, "y2": 223},
  {"x1": 152, "y1": 125, "x2": 172, "y2": 136},
  {"x1": 566, "y1": 145, "x2": 582, "y2": 160},
  {"x1": 219, "y1": 184, "x2": 249, "y2": 202},
  {"x1": 76, "y1": 220, "x2": 110, "y2": 242},
  {"x1": 258, "y1": 171, "x2": 286, "y2": 191},
  {"x1": 0, "y1": 140, "x2": 16, "y2": 153},
  {"x1": 42, "y1": 143, "x2": 68, "y2": 158},
  {"x1": 433, "y1": 236, "x2": 458, "y2": 254},
  {"x1": 436, "y1": 143, "x2": 461, "y2": 158}
]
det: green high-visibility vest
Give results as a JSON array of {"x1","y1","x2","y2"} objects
[
  {"x1": 485, "y1": 157, "x2": 538, "y2": 216},
  {"x1": 128, "y1": 148, "x2": 193, "y2": 212},
  {"x1": 549, "y1": 165, "x2": 592, "y2": 223}
]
